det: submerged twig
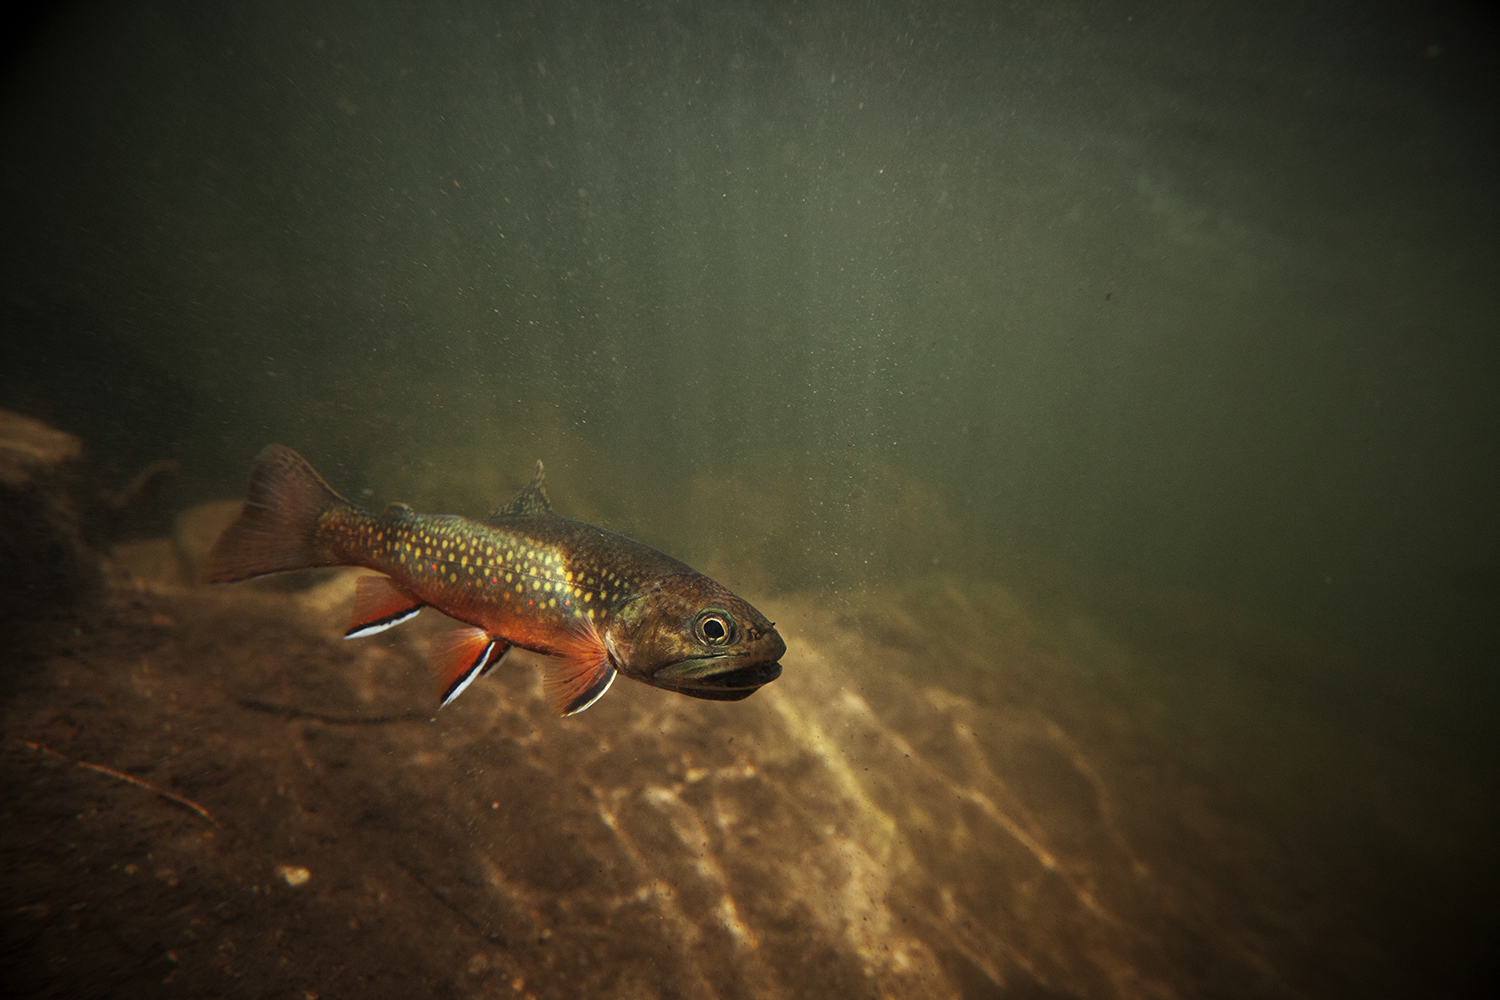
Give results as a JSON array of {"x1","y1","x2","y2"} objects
[
  {"x1": 394, "y1": 860, "x2": 506, "y2": 943},
  {"x1": 24, "y1": 740, "x2": 222, "y2": 828}
]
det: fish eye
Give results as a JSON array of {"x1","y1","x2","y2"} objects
[{"x1": 695, "y1": 609, "x2": 735, "y2": 646}]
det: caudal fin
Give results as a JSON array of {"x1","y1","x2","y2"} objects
[{"x1": 203, "y1": 445, "x2": 353, "y2": 583}]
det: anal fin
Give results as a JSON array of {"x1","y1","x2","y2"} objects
[
  {"x1": 432, "y1": 627, "x2": 509, "y2": 707},
  {"x1": 345, "y1": 574, "x2": 426, "y2": 638}
]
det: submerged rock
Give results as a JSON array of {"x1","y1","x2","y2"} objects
[
  {"x1": 0, "y1": 408, "x2": 83, "y2": 487},
  {"x1": 0, "y1": 409, "x2": 100, "y2": 627},
  {"x1": 2, "y1": 555, "x2": 1415, "y2": 999},
  {"x1": 172, "y1": 500, "x2": 243, "y2": 584}
]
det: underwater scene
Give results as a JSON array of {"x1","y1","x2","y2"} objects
[{"x1": 2, "y1": 1, "x2": 1496, "y2": 997}]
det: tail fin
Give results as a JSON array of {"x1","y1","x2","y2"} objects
[{"x1": 203, "y1": 445, "x2": 353, "y2": 583}]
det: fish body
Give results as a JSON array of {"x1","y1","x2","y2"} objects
[{"x1": 205, "y1": 445, "x2": 785, "y2": 716}]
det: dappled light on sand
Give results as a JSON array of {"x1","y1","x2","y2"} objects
[{"x1": 9, "y1": 544, "x2": 1469, "y2": 999}]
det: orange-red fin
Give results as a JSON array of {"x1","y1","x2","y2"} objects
[
  {"x1": 543, "y1": 616, "x2": 618, "y2": 717},
  {"x1": 204, "y1": 444, "x2": 354, "y2": 583},
  {"x1": 432, "y1": 627, "x2": 509, "y2": 707},
  {"x1": 344, "y1": 575, "x2": 426, "y2": 638}
]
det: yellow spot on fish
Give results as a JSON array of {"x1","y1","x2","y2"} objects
[
  {"x1": 584, "y1": 593, "x2": 592, "y2": 603},
  {"x1": 515, "y1": 583, "x2": 523, "y2": 593}
]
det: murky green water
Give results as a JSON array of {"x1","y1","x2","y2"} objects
[{"x1": 4, "y1": 2, "x2": 1496, "y2": 996}]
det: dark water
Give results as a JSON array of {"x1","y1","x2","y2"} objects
[{"x1": 3, "y1": 2, "x2": 1497, "y2": 997}]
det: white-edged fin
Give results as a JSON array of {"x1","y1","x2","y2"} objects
[
  {"x1": 546, "y1": 657, "x2": 617, "y2": 717},
  {"x1": 543, "y1": 614, "x2": 618, "y2": 717},
  {"x1": 441, "y1": 640, "x2": 494, "y2": 707},
  {"x1": 344, "y1": 574, "x2": 426, "y2": 639},
  {"x1": 345, "y1": 605, "x2": 423, "y2": 639},
  {"x1": 430, "y1": 627, "x2": 504, "y2": 708},
  {"x1": 478, "y1": 642, "x2": 514, "y2": 679}
]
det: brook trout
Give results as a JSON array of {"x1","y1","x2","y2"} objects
[{"x1": 205, "y1": 445, "x2": 785, "y2": 716}]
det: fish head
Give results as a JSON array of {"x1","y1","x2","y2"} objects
[{"x1": 607, "y1": 574, "x2": 785, "y2": 702}]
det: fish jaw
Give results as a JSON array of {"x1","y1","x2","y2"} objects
[
  {"x1": 607, "y1": 575, "x2": 787, "y2": 703},
  {"x1": 647, "y1": 651, "x2": 785, "y2": 701}
]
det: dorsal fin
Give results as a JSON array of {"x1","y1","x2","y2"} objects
[{"x1": 486, "y1": 460, "x2": 551, "y2": 522}]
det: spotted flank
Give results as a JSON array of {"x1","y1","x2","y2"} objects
[{"x1": 205, "y1": 445, "x2": 786, "y2": 718}]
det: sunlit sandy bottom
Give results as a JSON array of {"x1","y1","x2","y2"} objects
[{"x1": 3, "y1": 543, "x2": 1483, "y2": 999}]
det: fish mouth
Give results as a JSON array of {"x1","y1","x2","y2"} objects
[{"x1": 650, "y1": 656, "x2": 784, "y2": 702}]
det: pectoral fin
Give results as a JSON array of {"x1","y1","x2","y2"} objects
[
  {"x1": 543, "y1": 616, "x2": 617, "y2": 717},
  {"x1": 344, "y1": 574, "x2": 426, "y2": 638}
]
